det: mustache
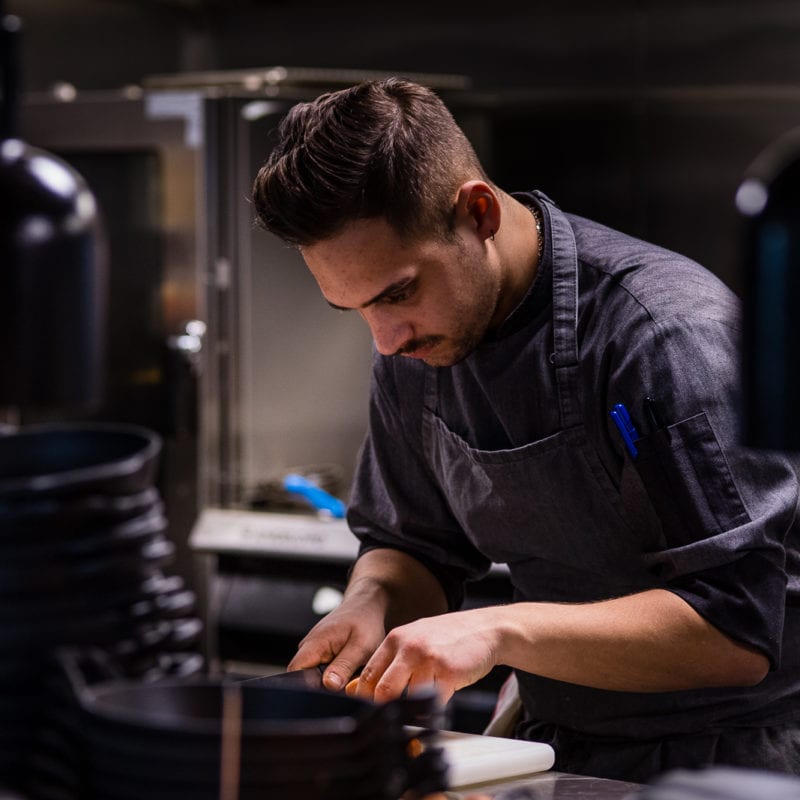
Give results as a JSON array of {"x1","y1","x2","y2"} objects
[{"x1": 393, "y1": 335, "x2": 444, "y2": 357}]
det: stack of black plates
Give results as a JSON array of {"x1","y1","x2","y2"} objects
[
  {"x1": 53, "y1": 663, "x2": 447, "y2": 800},
  {"x1": 0, "y1": 423, "x2": 204, "y2": 794}
]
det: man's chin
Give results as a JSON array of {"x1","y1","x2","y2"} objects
[
  {"x1": 395, "y1": 335, "x2": 479, "y2": 367},
  {"x1": 420, "y1": 342, "x2": 475, "y2": 368}
]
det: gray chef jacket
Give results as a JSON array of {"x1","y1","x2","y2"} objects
[{"x1": 346, "y1": 190, "x2": 800, "y2": 780}]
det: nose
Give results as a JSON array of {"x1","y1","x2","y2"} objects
[{"x1": 359, "y1": 307, "x2": 413, "y2": 356}]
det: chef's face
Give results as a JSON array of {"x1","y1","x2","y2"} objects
[{"x1": 301, "y1": 216, "x2": 502, "y2": 367}]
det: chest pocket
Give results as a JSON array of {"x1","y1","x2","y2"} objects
[
  {"x1": 632, "y1": 412, "x2": 750, "y2": 551},
  {"x1": 422, "y1": 409, "x2": 660, "y2": 593}
]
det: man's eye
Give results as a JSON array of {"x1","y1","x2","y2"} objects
[{"x1": 382, "y1": 286, "x2": 414, "y2": 305}]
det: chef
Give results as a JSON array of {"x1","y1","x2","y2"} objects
[{"x1": 251, "y1": 77, "x2": 800, "y2": 782}]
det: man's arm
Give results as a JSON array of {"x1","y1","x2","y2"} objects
[
  {"x1": 496, "y1": 588, "x2": 769, "y2": 690},
  {"x1": 354, "y1": 588, "x2": 770, "y2": 702},
  {"x1": 288, "y1": 547, "x2": 448, "y2": 691}
]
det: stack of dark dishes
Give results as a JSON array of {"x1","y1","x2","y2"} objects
[
  {"x1": 48, "y1": 659, "x2": 447, "y2": 800},
  {"x1": 0, "y1": 423, "x2": 204, "y2": 797}
]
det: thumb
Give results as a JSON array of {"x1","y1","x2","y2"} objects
[
  {"x1": 288, "y1": 639, "x2": 336, "y2": 672},
  {"x1": 321, "y1": 653, "x2": 361, "y2": 691}
]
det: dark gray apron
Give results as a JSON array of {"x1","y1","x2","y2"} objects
[
  {"x1": 421, "y1": 198, "x2": 657, "y2": 599},
  {"x1": 418, "y1": 195, "x2": 800, "y2": 782}
]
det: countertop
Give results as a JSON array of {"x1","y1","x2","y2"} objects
[
  {"x1": 1, "y1": 772, "x2": 639, "y2": 800},
  {"x1": 433, "y1": 728, "x2": 639, "y2": 799},
  {"x1": 444, "y1": 770, "x2": 640, "y2": 799}
]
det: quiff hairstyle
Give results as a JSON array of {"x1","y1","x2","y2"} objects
[{"x1": 251, "y1": 78, "x2": 490, "y2": 247}]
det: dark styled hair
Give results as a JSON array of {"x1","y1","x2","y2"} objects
[{"x1": 251, "y1": 78, "x2": 490, "y2": 246}]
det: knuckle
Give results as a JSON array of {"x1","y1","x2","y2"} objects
[
  {"x1": 374, "y1": 681, "x2": 398, "y2": 701},
  {"x1": 331, "y1": 656, "x2": 357, "y2": 676},
  {"x1": 359, "y1": 666, "x2": 377, "y2": 684},
  {"x1": 385, "y1": 628, "x2": 403, "y2": 647},
  {"x1": 405, "y1": 638, "x2": 428, "y2": 659}
]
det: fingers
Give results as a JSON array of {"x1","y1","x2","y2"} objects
[
  {"x1": 354, "y1": 644, "x2": 454, "y2": 704},
  {"x1": 287, "y1": 638, "x2": 334, "y2": 672},
  {"x1": 288, "y1": 639, "x2": 366, "y2": 691},
  {"x1": 291, "y1": 609, "x2": 484, "y2": 704},
  {"x1": 354, "y1": 641, "x2": 396, "y2": 699},
  {"x1": 288, "y1": 607, "x2": 383, "y2": 691}
]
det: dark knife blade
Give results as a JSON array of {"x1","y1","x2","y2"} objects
[{"x1": 240, "y1": 665, "x2": 327, "y2": 691}]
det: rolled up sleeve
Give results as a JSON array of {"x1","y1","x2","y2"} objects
[{"x1": 610, "y1": 311, "x2": 800, "y2": 669}]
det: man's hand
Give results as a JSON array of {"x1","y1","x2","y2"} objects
[
  {"x1": 288, "y1": 547, "x2": 449, "y2": 692},
  {"x1": 288, "y1": 593, "x2": 386, "y2": 691},
  {"x1": 352, "y1": 606, "x2": 500, "y2": 704}
]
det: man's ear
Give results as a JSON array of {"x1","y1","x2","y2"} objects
[{"x1": 455, "y1": 181, "x2": 501, "y2": 242}]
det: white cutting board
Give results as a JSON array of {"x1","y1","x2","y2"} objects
[{"x1": 414, "y1": 729, "x2": 555, "y2": 788}]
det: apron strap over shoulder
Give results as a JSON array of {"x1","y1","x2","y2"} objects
[{"x1": 534, "y1": 194, "x2": 582, "y2": 431}]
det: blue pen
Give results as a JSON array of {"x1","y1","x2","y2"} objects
[{"x1": 609, "y1": 402, "x2": 640, "y2": 458}]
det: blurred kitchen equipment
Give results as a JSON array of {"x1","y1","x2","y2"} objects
[
  {"x1": 44, "y1": 649, "x2": 447, "y2": 800},
  {"x1": 628, "y1": 765, "x2": 800, "y2": 799},
  {"x1": 737, "y1": 127, "x2": 800, "y2": 450},
  {"x1": 282, "y1": 472, "x2": 346, "y2": 518},
  {"x1": 0, "y1": 11, "x2": 107, "y2": 411},
  {"x1": 0, "y1": 423, "x2": 204, "y2": 795},
  {"x1": 0, "y1": 422, "x2": 160, "y2": 496},
  {"x1": 247, "y1": 462, "x2": 345, "y2": 513}
]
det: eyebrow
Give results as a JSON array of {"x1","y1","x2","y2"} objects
[{"x1": 326, "y1": 277, "x2": 414, "y2": 312}]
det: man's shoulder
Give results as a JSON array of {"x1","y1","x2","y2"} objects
[
  {"x1": 567, "y1": 212, "x2": 739, "y2": 324},
  {"x1": 567, "y1": 212, "x2": 710, "y2": 277}
]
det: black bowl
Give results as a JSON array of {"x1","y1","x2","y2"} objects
[
  {"x1": 78, "y1": 682, "x2": 440, "y2": 800},
  {"x1": 82, "y1": 680, "x2": 383, "y2": 738},
  {"x1": 0, "y1": 423, "x2": 161, "y2": 499},
  {"x1": 78, "y1": 681, "x2": 441, "y2": 772},
  {"x1": 0, "y1": 570, "x2": 184, "y2": 624},
  {"x1": 0, "y1": 487, "x2": 161, "y2": 539},
  {"x1": 0, "y1": 502, "x2": 166, "y2": 562},
  {"x1": 0, "y1": 531, "x2": 174, "y2": 596}
]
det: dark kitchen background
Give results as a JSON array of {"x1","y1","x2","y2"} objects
[
  {"x1": 6, "y1": 0, "x2": 800, "y2": 732},
  {"x1": 15, "y1": 0, "x2": 800, "y2": 291}
]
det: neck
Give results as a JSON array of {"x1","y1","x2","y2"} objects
[{"x1": 490, "y1": 194, "x2": 543, "y2": 327}]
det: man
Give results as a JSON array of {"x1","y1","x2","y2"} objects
[{"x1": 252, "y1": 78, "x2": 800, "y2": 782}]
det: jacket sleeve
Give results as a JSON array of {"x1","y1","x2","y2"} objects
[{"x1": 607, "y1": 307, "x2": 800, "y2": 669}]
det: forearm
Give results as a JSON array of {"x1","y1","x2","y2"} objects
[
  {"x1": 347, "y1": 547, "x2": 449, "y2": 629},
  {"x1": 493, "y1": 588, "x2": 770, "y2": 692}
]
